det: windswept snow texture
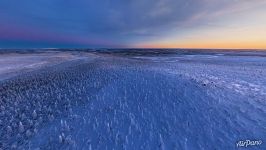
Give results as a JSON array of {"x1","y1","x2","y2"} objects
[{"x1": 0, "y1": 49, "x2": 266, "y2": 149}]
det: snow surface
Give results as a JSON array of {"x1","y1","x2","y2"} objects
[
  {"x1": 0, "y1": 49, "x2": 266, "y2": 149},
  {"x1": 0, "y1": 52, "x2": 94, "y2": 81}
]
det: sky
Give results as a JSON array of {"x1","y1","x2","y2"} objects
[{"x1": 0, "y1": 0, "x2": 266, "y2": 49}]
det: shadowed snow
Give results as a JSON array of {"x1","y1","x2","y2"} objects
[{"x1": 0, "y1": 49, "x2": 265, "y2": 149}]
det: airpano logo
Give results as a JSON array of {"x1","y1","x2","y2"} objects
[{"x1": 236, "y1": 140, "x2": 262, "y2": 148}]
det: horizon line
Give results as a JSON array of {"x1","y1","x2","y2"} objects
[{"x1": 0, "y1": 47, "x2": 266, "y2": 51}]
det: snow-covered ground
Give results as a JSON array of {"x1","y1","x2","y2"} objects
[
  {"x1": 0, "y1": 52, "x2": 74, "y2": 81},
  {"x1": 0, "y1": 50, "x2": 265, "y2": 149}
]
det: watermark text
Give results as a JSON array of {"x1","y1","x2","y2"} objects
[{"x1": 236, "y1": 140, "x2": 262, "y2": 148}]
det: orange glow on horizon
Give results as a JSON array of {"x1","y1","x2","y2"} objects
[
  {"x1": 136, "y1": 39, "x2": 266, "y2": 50},
  {"x1": 134, "y1": 7, "x2": 266, "y2": 50},
  {"x1": 137, "y1": 36, "x2": 266, "y2": 50}
]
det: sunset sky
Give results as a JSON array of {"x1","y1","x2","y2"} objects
[{"x1": 0, "y1": 0, "x2": 266, "y2": 49}]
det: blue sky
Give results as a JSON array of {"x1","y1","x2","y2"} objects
[{"x1": 0, "y1": 0, "x2": 266, "y2": 48}]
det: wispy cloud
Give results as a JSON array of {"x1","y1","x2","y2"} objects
[{"x1": 0, "y1": 0, "x2": 265, "y2": 48}]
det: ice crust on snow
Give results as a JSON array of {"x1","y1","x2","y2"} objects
[{"x1": 0, "y1": 49, "x2": 266, "y2": 149}]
